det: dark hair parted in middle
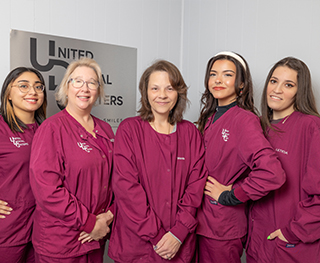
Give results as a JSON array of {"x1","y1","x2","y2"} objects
[
  {"x1": 197, "y1": 52, "x2": 257, "y2": 133},
  {"x1": 260, "y1": 56, "x2": 320, "y2": 134},
  {"x1": 0, "y1": 67, "x2": 47, "y2": 133},
  {"x1": 138, "y1": 60, "x2": 189, "y2": 124}
]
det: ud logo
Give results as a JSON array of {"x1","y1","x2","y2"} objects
[
  {"x1": 10, "y1": 137, "x2": 29, "y2": 148},
  {"x1": 29, "y1": 38, "x2": 112, "y2": 92},
  {"x1": 77, "y1": 142, "x2": 93, "y2": 153},
  {"x1": 221, "y1": 129, "x2": 230, "y2": 142},
  {"x1": 30, "y1": 38, "x2": 69, "y2": 91}
]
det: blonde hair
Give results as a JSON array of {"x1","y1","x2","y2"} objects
[{"x1": 56, "y1": 58, "x2": 104, "y2": 106}]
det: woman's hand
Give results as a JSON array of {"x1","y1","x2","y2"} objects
[
  {"x1": 204, "y1": 176, "x2": 232, "y2": 201},
  {"x1": 78, "y1": 231, "x2": 94, "y2": 244},
  {"x1": 267, "y1": 229, "x2": 288, "y2": 242},
  {"x1": 98, "y1": 210, "x2": 114, "y2": 226},
  {"x1": 154, "y1": 232, "x2": 181, "y2": 260},
  {"x1": 0, "y1": 200, "x2": 12, "y2": 219},
  {"x1": 78, "y1": 210, "x2": 114, "y2": 244}
]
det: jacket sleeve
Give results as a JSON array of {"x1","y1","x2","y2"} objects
[
  {"x1": 169, "y1": 126, "x2": 207, "y2": 243},
  {"x1": 234, "y1": 115, "x2": 286, "y2": 202},
  {"x1": 112, "y1": 122, "x2": 166, "y2": 245},
  {"x1": 282, "y1": 124, "x2": 320, "y2": 244},
  {"x1": 29, "y1": 122, "x2": 96, "y2": 233}
]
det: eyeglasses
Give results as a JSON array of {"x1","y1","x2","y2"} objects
[
  {"x1": 69, "y1": 78, "x2": 100, "y2": 91},
  {"x1": 12, "y1": 83, "x2": 45, "y2": 93}
]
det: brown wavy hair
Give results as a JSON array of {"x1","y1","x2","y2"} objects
[
  {"x1": 197, "y1": 52, "x2": 256, "y2": 133},
  {"x1": 260, "y1": 57, "x2": 319, "y2": 135},
  {"x1": 138, "y1": 60, "x2": 189, "y2": 124}
]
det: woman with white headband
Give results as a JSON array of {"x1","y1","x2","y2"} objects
[{"x1": 195, "y1": 51, "x2": 286, "y2": 262}]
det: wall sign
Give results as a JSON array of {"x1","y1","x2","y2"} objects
[{"x1": 10, "y1": 29, "x2": 137, "y2": 131}]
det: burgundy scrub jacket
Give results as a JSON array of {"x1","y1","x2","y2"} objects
[
  {"x1": 29, "y1": 109, "x2": 114, "y2": 258},
  {"x1": 108, "y1": 116, "x2": 207, "y2": 262},
  {"x1": 197, "y1": 106, "x2": 285, "y2": 240},
  {"x1": 0, "y1": 116, "x2": 38, "y2": 247},
  {"x1": 247, "y1": 111, "x2": 320, "y2": 262}
]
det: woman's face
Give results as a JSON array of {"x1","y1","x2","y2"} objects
[
  {"x1": 147, "y1": 71, "x2": 178, "y2": 120},
  {"x1": 266, "y1": 66, "x2": 298, "y2": 119},
  {"x1": 208, "y1": 59, "x2": 238, "y2": 106},
  {"x1": 9, "y1": 72, "x2": 44, "y2": 118},
  {"x1": 66, "y1": 66, "x2": 99, "y2": 113}
]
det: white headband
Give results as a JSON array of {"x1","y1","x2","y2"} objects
[{"x1": 214, "y1": 51, "x2": 247, "y2": 71}]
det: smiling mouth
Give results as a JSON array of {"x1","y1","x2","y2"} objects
[
  {"x1": 213, "y1": 87, "x2": 225, "y2": 91},
  {"x1": 269, "y1": 95, "x2": 282, "y2": 101},
  {"x1": 25, "y1": 98, "x2": 38, "y2": 102},
  {"x1": 156, "y1": 101, "x2": 169, "y2": 105}
]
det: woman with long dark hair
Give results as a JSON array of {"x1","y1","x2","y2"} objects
[
  {"x1": 0, "y1": 67, "x2": 47, "y2": 263},
  {"x1": 196, "y1": 51, "x2": 285, "y2": 263},
  {"x1": 246, "y1": 57, "x2": 320, "y2": 263}
]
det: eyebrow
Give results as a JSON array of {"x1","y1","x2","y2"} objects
[
  {"x1": 17, "y1": 80, "x2": 42, "y2": 83},
  {"x1": 271, "y1": 76, "x2": 296, "y2": 85},
  {"x1": 73, "y1": 77, "x2": 98, "y2": 81},
  {"x1": 210, "y1": 69, "x2": 236, "y2": 73}
]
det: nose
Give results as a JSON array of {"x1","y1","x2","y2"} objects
[
  {"x1": 28, "y1": 86, "x2": 38, "y2": 95},
  {"x1": 272, "y1": 83, "x2": 282, "y2": 93},
  {"x1": 159, "y1": 88, "x2": 168, "y2": 98},
  {"x1": 215, "y1": 76, "x2": 222, "y2": 84},
  {"x1": 80, "y1": 82, "x2": 90, "y2": 91}
]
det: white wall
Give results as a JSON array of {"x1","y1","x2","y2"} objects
[
  {"x1": 2, "y1": 0, "x2": 320, "y2": 261},
  {"x1": 1, "y1": 0, "x2": 184, "y2": 116},
  {"x1": 182, "y1": 0, "x2": 320, "y2": 121},
  {"x1": 2, "y1": 0, "x2": 320, "y2": 122}
]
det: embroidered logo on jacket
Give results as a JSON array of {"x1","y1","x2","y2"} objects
[
  {"x1": 77, "y1": 142, "x2": 93, "y2": 153},
  {"x1": 221, "y1": 129, "x2": 230, "y2": 142},
  {"x1": 9, "y1": 137, "x2": 29, "y2": 148}
]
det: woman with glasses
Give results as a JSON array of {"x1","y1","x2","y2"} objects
[
  {"x1": 0, "y1": 67, "x2": 47, "y2": 263},
  {"x1": 29, "y1": 58, "x2": 114, "y2": 263}
]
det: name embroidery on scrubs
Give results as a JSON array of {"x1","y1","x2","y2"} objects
[
  {"x1": 221, "y1": 129, "x2": 230, "y2": 142},
  {"x1": 177, "y1": 157, "x2": 185, "y2": 160},
  {"x1": 77, "y1": 142, "x2": 93, "y2": 153},
  {"x1": 286, "y1": 244, "x2": 295, "y2": 248},
  {"x1": 9, "y1": 137, "x2": 28, "y2": 148},
  {"x1": 275, "y1": 148, "x2": 288, "y2": 155}
]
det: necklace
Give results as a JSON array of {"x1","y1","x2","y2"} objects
[
  {"x1": 281, "y1": 112, "x2": 294, "y2": 124},
  {"x1": 151, "y1": 121, "x2": 171, "y2": 134}
]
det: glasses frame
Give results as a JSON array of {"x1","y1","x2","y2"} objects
[
  {"x1": 68, "y1": 78, "x2": 100, "y2": 91},
  {"x1": 12, "y1": 83, "x2": 45, "y2": 94}
]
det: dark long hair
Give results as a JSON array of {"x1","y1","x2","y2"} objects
[
  {"x1": 197, "y1": 52, "x2": 256, "y2": 133},
  {"x1": 0, "y1": 67, "x2": 47, "y2": 132},
  {"x1": 138, "y1": 60, "x2": 189, "y2": 124},
  {"x1": 260, "y1": 57, "x2": 319, "y2": 134}
]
